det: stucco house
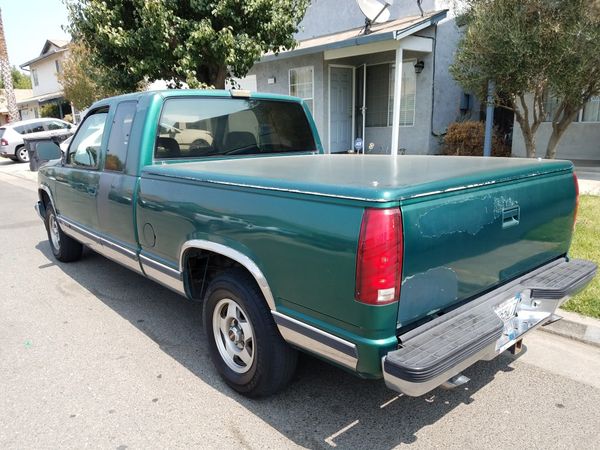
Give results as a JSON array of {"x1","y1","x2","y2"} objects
[
  {"x1": 18, "y1": 39, "x2": 72, "y2": 121},
  {"x1": 247, "y1": 0, "x2": 471, "y2": 155}
]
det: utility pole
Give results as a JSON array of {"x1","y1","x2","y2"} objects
[
  {"x1": 483, "y1": 80, "x2": 495, "y2": 157},
  {"x1": 0, "y1": 8, "x2": 19, "y2": 122}
]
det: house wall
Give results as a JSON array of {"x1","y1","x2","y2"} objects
[
  {"x1": 512, "y1": 123, "x2": 600, "y2": 161},
  {"x1": 29, "y1": 52, "x2": 66, "y2": 97}
]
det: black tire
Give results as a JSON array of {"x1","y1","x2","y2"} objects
[
  {"x1": 45, "y1": 203, "x2": 83, "y2": 262},
  {"x1": 203, "y1": 268, "x2": 298, "y2": 397},
  {"x1": 15, "y1": 146, "x2": 29, "y2": 163}
]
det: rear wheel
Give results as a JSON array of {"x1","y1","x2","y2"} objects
[
  {"x1": 203, "y1": 269, "x2": 297, "y2": 397},
  {"x1": 45, "y1": 204, "x2": 83, "y2": 262},
  {"x1": 15, "y1": 146, "x2": 29, "y2": 163}
]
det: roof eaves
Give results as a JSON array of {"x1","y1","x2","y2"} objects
[
  {"x1": 259, "y1": 9, "x2": 447, "y2": 63},
  {"x1": 20, "y1": 47, "x2": 68, "y2": 69}
]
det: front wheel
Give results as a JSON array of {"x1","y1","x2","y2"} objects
[
  {"x1": 45, "y1": 204, "x2": 83, "y2": 262},
  {"x1": 203, "y1": 269, "x2": 297, "y2": 397}
]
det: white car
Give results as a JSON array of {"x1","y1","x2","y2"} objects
[{"x1": 0, "y1": 118, "x2": 73, "y2": 163}]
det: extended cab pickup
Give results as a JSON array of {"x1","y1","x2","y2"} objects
[{"x1": 35, "y1": 90, "x2": 596, "y2": 397}]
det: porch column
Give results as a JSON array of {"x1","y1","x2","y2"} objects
[{"x1": 390, "y1": 45, "x2": 404, "y2": 156}]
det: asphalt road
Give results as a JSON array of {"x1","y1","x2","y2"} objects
[{"x1": 1, "y1": 162, "x2": 600, "y2": 449}]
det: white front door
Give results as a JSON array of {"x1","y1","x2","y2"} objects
[{"x1": 329, "y1": 66, "x2": 353, "y2": 153}]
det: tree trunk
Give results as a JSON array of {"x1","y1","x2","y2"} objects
[
  {"x1": 545, "y1": 109, "x2": 579, "y2": 159},
  {"x1": 523, "y1": 129, "x2": 536, "y2": 158},
  {"x1": 210, "y1": 65, "x2": 227, "y2": 89},
  {"x1": 0, "y1": 9, "x2": 19, "y2": 122}
]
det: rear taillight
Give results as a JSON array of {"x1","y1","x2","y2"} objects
[
  {"x1": 573, "y1": 172, "x2": 579, "y2": 228},
  {"x1": 355, "y1": 208, "x2": 403, "y2": 305},
  {"x1": 0, "y1": 139, "x2": 8, "y2": 146}
]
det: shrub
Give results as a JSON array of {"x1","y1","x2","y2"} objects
[{"x1": 442, "y1": 121, "x2": 511, "y2": 157}]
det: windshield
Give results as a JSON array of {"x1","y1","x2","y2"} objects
[{"x1": 156, "y1": 98, "x2": 317, "y2": 159}]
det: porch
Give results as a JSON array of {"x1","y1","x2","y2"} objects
[{"x1": 249, "y1": 10, "x2": 447, "y2": 155}]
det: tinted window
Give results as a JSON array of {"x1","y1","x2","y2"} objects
[
  {"x1": 14, "y1": 124, "x2": 33, "y2": 134},
  {"x1": 156, "y1": 98, "x2": 316, "y2": 159},
  {"x1": 46, "y1": 120, "x2": 70, "y2": 130},
  {"x1": 0, "y1": 128, "x2": 5, "y2": 139},
  {"x1": 67, "y1": 112, "x2": 108, "y2": 168},
  {"x1": 30, "y1": 122, "x2": 45, "y2": 133},
  {"x1": 105, "y1": 101, "x2": 136, "y2": 172}
]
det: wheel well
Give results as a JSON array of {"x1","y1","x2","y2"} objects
[
  {"x1": 39, "y1": 189, "x2": 51, "y2": 218},
  {"x1": 184, "y1": 248, "x2": 262, "y2": 302}
]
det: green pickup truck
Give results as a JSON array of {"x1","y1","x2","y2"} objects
[{"x1": 35, "y1": 90, "x2": 596, "y2": 397}]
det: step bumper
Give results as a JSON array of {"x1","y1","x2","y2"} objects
[{"x1": 383, "y1": 258, "x2": 597, "y2": 397}]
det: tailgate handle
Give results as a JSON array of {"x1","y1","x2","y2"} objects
[{"x1": 502, "y1": 206, "x2": 520, "y2": 228}]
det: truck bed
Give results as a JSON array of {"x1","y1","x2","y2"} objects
[
  {"x1": 143, "y1": 154, "x2": 576, "y2": 328},
  {"x1": 143, "y1": 154, "x2": 573, "y2": 203}
]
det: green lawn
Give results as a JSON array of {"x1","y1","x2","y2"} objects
[{"x1": 562, "y1": 195, "x2": 600, "y2": 318}]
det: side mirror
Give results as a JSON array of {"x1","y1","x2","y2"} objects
[
  {"x1": 36, "y1": 141, "x2": 63, "y2": 161},
  {"x1": 67, "y1": 124, "x2": 73, "y2": 129}
]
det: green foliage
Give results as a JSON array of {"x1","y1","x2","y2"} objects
[
  {"x1": 65, "y1": 0, "x2": 309, "y2": 91},
  {"x1": 58, "y1": 41, "x2": 125, "y2": 110},
  {"x1": 562, "y1": 195, "x2": 600, "y2": 319},
  {"x1": 450, "y1": 0, "x2": 600, "y2": 158},
  {"x1": 40, "y1": 104, "x2": 60, "y2": 118},
  {"x1": 0, "y1": 66, "x2": 32, "y2": 89}
]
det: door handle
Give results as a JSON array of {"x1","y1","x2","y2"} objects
[{"x1": 502, "y1": 206, "x2": 520, "y2": 229}]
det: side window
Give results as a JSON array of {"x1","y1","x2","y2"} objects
[
  {"x1": 30, "y1": 122, "x2": 45, "y2": 133},
  {"x1": 46, "y1": 120, "x2": 70, "y2": 130},
  {"x1": 105, "y1": 101, "x2": 136, "y2": 172},
  {"x1": 67, "y1": 111, "x2": 108, "y2": 169},
  {"x1": 14, "y1": 124, "x2": 32, "y2": 135}
]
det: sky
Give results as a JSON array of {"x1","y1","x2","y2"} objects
[{"x1": 1, "y1": 0, "x2": 70, "y2": 68}]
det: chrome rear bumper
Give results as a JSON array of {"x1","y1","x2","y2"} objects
[{"x1": 382, "y1": 258, "x2": 596, "y2": 397}]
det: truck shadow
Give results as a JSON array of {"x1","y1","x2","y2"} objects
[{"x1": 36, "y1": 241, "x2": 522, "y2": 449}]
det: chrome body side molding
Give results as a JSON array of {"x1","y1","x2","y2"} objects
[
  {"x1": 179, "y1": 239, "x2": 275, "y2": 309},
  {"x1": 58, "y1": 216, "x2": 144, "y2": 275},
  {"x1": 139, "y1": 253, "x2": 186, "y2": 296},
  {"x1": 272, "y1": 311, "x2": 358, "y2": 370}
]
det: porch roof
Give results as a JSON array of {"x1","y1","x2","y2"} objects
[
  {"x1": 260, "y1": 9, "x2": 447, "y2": 63},
  {"x1": 17, "y1": 91, "x2": 63, "y2": 105}
]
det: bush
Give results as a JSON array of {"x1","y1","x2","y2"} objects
[
  {"x1": 442, "y1": 121, "x2": 511, "y2": 157},
  {"x1": 40, "y1": 104, "x2": 60, "y2": 118}
]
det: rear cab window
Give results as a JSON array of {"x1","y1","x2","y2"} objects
[{"x1": 155, "y1": 97, "x2": 317, "y2": 160}]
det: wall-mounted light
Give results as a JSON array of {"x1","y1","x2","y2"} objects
[{"x1": 414, "y1": 60, "x2": 425, "y2": 74}]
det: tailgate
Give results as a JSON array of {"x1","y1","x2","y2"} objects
[{"x1": 397, "y1": 169, "x2": 577, "y2": 326}]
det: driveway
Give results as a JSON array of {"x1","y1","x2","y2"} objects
[{"x1": 1, "y1": 162, "x2": 600, "y2": 449}]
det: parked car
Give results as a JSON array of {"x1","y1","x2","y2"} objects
[
  {"x1": 34, "y1": 90, "x2": 596, "y2": 398},
  {"x1": 0, "y1": 118, "x2": 73, "y2": 163}
]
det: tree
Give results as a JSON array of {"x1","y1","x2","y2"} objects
[
  {"x1": 58, "y1": 41, "x2": 124, "y2": 109},
  {"x1": 0, "y1": 67, "x2": 32, "y2": 89},
  {"x1": 65, "y1": 0, "x2": 309, "y2": 91},
  {"x1": 0, "y1": 8, "x2": 18, "y2": 121},
  {"x1": 450, "y1": 0, "x2": 600, "y2": 158}
]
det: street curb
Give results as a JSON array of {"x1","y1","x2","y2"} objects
[{"x1": 539, "y1": 309, "x2": 600, "y2": 348}]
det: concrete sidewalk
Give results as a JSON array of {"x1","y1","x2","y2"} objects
[{"x1": 541, "y1": 309, "x2": 600, "y2": 348}]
